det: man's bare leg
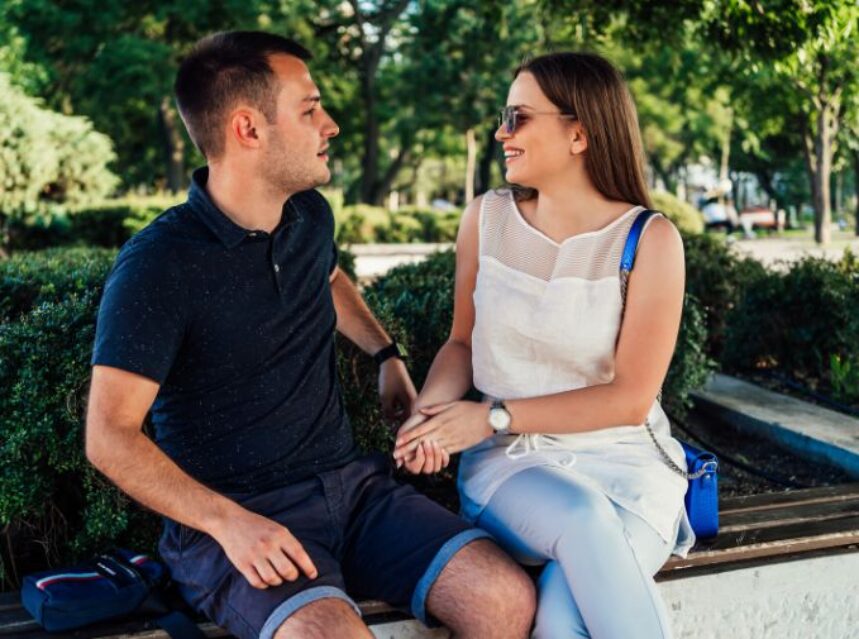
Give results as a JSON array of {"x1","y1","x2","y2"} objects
[
  {"x1": 274, "y1": 597, "x2": 373, "y2": 639},
  {"x1": 425, "y1": 539, "x2": 536, "y2": 639}
]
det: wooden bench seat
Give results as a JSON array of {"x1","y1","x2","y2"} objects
[{"x1": 3, "y1": 483, "x2": 858, "y2": 638}]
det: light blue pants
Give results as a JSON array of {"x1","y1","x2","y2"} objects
[{"x1": 475, "y1": 466, "x2": 675, "y2": 638}]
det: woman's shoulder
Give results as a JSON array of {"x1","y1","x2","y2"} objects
[{"x1": 636, "y1": 213, "x2": 684, "y2": 272}]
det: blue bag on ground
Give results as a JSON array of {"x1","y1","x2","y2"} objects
[
  {"x1": 682, "y1": 441, "x2": 720, "y2": 538},
  {"x1": 21, "y1": 548, "x2": 203, "y2": 637}
]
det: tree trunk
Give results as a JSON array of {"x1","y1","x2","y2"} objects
[
  {"x1": 476, "y1": 127, "x2": 496, "y2": 195},
  {"x1": 349, "y1": 0, "x2": 410, "y2": 205},
  {"x1": 853, "y1": 148, "x2": 859, "y2": 237},
  {"x1": 358, "y1": 71, "x2": 380, "y2": 204},
  {"x1": 370, "y1": 145, "x2": 411, "y2": 206},
  {"x1": 465, "y1": 128, "x2": 477, "y2": 203},
  {"x1": 159, "y1": 97, "x2": 185, "y2": 193},
  {"x1": 811, "y1": 102, "x2": 836, "y2": 245},
  {"x1": 718, "y1": 109, "x2": 733, "y2": 208}
]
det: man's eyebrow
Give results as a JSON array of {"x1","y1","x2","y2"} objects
[{"x1": 302, "y1": 95, "x2": 322, "y2": 104}]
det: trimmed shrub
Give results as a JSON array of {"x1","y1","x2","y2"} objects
[
  {"x1": 5, "y1": 196, "x2": 180, "y2": 252},
  {"x1": 662, "y1": 293, "x2": 716, "y2": 417},
  {"x1": 0, "y1": 292, "x2": 161, "y2": 589},
  {"x1": 0, "y1": 247, "x2": 116, "y2": 323},
  {"x1": 335, "y1": 205, "x2": 462, "y2": 245},
  {"x1": 682, "y1": 233, "x2": 767, "y2": 360},
  {"x1": 722, "y1": 252, "x2": 859, "y2": 388},
  {"x1": 652, "y1": 191, "x2": 704, "y2": 235}
]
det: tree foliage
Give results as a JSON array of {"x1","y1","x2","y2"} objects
[{"x1": 0, "y1": 73, "x2": 117, "y2": 252}]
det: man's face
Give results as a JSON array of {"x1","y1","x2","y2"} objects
[{"x1": 259, "y1": 54, "x2": 339, "y2": 194}]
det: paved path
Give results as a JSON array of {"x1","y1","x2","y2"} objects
[
  {"x1": 729, "y1": 232, "x2": 859, "y2": 268},
  {"x1": 350, "y1": 232, "x2": 859, "y2": 278}
]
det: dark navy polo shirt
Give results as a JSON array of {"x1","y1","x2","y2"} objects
[{"x1": 92, "y1": 167, "x2": 358, "y2": 494}]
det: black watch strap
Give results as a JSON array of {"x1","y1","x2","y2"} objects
[{"x1": 373, "y1": 341, "x2": 404, "y2": 366}]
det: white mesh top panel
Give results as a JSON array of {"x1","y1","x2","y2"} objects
[{"x1": 480, "y1": 189, "x2": 654, "y2": 282}]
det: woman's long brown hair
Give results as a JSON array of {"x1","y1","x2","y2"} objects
[{"x1": 513, "y1": 52, "x2": 652, "y2": 209}]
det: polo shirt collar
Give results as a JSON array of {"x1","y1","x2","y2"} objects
[{"x1": 188, "y1": 167, "x2": 300, "y2": 249}]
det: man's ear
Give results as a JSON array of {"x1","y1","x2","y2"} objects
[
  {"x1": 569, "y1": 122, "x2": 588, "y2": 156},
  {"x1": 227, "y1": 108, "x2": 264, "y2": 150}
]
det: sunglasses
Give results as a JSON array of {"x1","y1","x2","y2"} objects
[{"x1": 497, "y1": 106, "x2": 578, "y2": 134}]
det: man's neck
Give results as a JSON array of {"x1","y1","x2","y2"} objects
[{"x1": 205, "y1": 164, "x2": 293, "y2": 234}]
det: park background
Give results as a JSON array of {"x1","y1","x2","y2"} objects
[{"x1": 0, "y1": 0, "x2": 858, "y2": 598}]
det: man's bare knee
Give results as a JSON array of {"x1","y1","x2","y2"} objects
[
  {"x1": 273, "y1": 597, "x2": 372, "y2": 639},
  {"x1": 426, "y1": 539, "x2": 536, "y2": 639}
]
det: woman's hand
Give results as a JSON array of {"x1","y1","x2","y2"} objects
[
  {"x1": 393, "y1": 401, "x2": 493, "y2": 464},
  {"x1": 394, "y1": 411, "x2": 450, "y2": 474}
]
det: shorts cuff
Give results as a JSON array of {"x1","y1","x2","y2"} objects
[
  {"x1": 260, "y1": 586, "x2": 361, "y2": 639},
  {"x1": 410, "y1": 528, "x2": 492, "y2": 625}
]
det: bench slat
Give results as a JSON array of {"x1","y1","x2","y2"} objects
[
  {"x1": 662, "y1": 515, "x2": 859, "y2": 572},
  {"x1": 719, "y1": 496, "x2": 859, "y2": 532},
  {"x1": 719, "y1": 482, "x2": 859, "y2": 514}
]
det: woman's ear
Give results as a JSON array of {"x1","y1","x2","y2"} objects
[{"x1": 569, "y1": 122, "x2": 588, "y2": 156}]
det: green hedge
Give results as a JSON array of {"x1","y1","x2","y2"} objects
[
  {"x1": 721, "y1": 251, "x2": 859, "y2": 395},
  {"x1": 5, "y1": 197, "x2": 177, "y2": 252},
  {"x1": 0, "y1": 243, "x2": 722, "y2": 588},
  {"x1": 335, "y1": 205, "x2": 460, "y2": 245},
  {"x1": 0, "y1": 247, "x2": 116, "y2": 323},
  {"x1": 682, "y1": 233, "x2": 767, "y2": 360}
]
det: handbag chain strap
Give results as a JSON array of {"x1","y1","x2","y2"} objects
[{"x1": 619, "y1": 212, "x2": 708, "y2": 481}]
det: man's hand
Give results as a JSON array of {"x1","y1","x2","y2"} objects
[
  {"x1": 379, "y1": 358, "x2": 417, "y2": 423},
  {"x1": 393, "y1": 400, "x2": 493, "y2": 463},
  {"x1": 210, "y1": 507, "x2": 318, "y2": 589},
  {"x1": 395, "y1": 411, "x2": 450, "y2": 474}
]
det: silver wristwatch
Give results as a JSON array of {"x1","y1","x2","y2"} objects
[{"x1": 488, "y1": 399, "x2": 512, "y2": 434}]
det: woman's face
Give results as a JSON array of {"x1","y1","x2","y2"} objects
[{"x1": 495, "y1": 71, "x2": 579, "y2": 189}]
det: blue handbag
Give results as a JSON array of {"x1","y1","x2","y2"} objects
[
  {"x1": 21, "y1": 548, "x2": 204, "y2": 637},
  {"x1": 620, "y1": 209, "x2": 720, "y2": 539}
]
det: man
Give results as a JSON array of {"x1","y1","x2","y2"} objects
[{"x1": 85, "y1": 31, "x2": 534, "y2": 639}]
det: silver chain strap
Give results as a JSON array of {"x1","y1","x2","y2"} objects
[{"x1": 620, "y1": 267, "x2": 711, "y2": 481}]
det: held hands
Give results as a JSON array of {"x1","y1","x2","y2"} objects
[
  {"x1": 210, "y1": 506, "x2": 318, "y2": 590},
  {"x1": 395, "y1": 411, "x2": 450, "y2": 474},
  {"x1": 393, "y1": 401, "x2": 494, "y2": 473},
  {"x1": 378, "y1": 358, "x2": 417, "y2": 422}
]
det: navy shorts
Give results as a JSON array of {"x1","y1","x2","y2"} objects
[{"x1": 158, "y1": 453, "x2": 490, "y2": 639}]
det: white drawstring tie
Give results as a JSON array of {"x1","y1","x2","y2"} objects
[{"x1": 504, "y1": 433, "x2": 576, "y2": 468}]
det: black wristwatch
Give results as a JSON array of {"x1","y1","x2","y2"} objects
[{"x1": 373, "y1": 341, "x2": 405, "y2": 366}]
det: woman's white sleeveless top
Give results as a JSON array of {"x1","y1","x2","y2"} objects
[{"x1": 458, "y1": 189, "x2": 695, "y2": 556}]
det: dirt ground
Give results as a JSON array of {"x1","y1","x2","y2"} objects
[{"x1": 672, "y1": 408, "x2": 854, "y2": 498}]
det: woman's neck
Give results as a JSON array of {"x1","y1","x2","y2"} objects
[{"x1": 522, "y1": 175, "x2": 634, "y2": 239}]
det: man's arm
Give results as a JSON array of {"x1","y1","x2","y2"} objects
[
  {"x1": 329, "y1": 267, "x2": 391, "y2": 354},
  {"x1": 86, "y1": 365, "x2": 317, "y2": 589},
  {"x1": 329, "y1": 267, "x2": 416, "y2": 420}
]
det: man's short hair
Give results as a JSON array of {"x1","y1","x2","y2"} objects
[{"x1": 175, "y1": 31, "x2": 312, "y2": 159}]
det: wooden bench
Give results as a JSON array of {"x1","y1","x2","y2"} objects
[{"x1": 3, "y1": 483, "x2": 858, "y2": 638}]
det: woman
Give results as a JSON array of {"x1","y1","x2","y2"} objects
[{"x1": 392, "y1": 52, "x2": 694, "y2": 638}]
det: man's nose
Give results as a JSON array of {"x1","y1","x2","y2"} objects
[{"x1": 323, "y1": 111, "x2": 339, "y2": 138}]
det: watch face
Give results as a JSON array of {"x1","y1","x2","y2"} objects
[{"x1": 489, "y1": 408, "x2": 511, "y2": 431}]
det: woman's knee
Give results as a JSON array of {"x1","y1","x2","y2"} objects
[{"x1": 554, "y1": 487, "x2": 622, "y2": 543}]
